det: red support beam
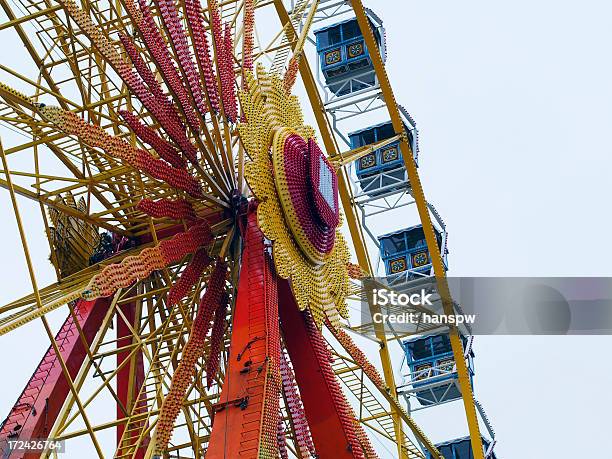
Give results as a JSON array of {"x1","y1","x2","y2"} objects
[
  {"x1": 279, "y1": 280, "x2": 365, "y2": 458},
  {"x1": 116, "y1": 302, "x2": 147, "y2": 458},
  {"x1": 206, "y1": 210, "x2": 281, "y2": 458},
  {"x1": 0, "y1": 298, "x2": 111, "y2": 458}
]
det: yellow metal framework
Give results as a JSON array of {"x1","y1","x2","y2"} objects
[{"x1": 0, "y1": 1, "x2": 484, "y2": 457}]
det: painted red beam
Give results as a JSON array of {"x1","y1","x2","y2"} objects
[
  {"x1": 0, "y1": 298, "x2": 112, "y2": 458},
  {"x1": 279, "y1": 280, "x2": 364, "y2": 458},
  {"x1": 207, "y1": 210, "x2": 281, "y2": 458},
  {"x1": 116, "y1": 302, "x2": 147, "y2": 458}
]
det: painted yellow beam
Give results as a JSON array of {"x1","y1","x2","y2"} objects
[
  {"x1": 0, "y1": 175, "x2": 131, "y2": 236},
  {"x1": 350, "y1": 1, "x2": 485, "y2": 457},
  {"x1": 0, "y1": 4, "x2": 62, "y2": 30}
]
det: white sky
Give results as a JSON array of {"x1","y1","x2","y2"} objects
[
  {"x1": 377, "y1": 1, "x2": 612, "y2": 457},
  {"x1": 1, "y1": 0, "x2": 612, "y2": 458}
]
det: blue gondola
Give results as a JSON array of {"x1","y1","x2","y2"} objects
[
  {"x1": 314, "y1": 14, "x2": 385, "y2": 96},
  {"x1": 349, "y1": 120, "x2": 417, "y2": 196},
  {"x1": 378, "y1": 224, "x2": 444, "y2": 278},
  {"x1": 402, "y1": 333, "x2": 474, "y2": 406},
  {"x1": 425, "y1": 436, "x2": 496, "y2": 459}
]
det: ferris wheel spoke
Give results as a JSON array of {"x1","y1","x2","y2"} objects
[
  {"x1": 59, "y1": 0, "x2": 234, "y2": 202},
  {"x1": 0, "y1": 213, "x2": 231, "y2": 336},
  {"x1": 126, "y1": 0, "x2": 234, "y2": 195},
  {"x1": 0, "y1": 126, "x2": 136, "y2": 232},
  {"x1": 0, "y1": 88, "x2": 183, "y2": 234}
]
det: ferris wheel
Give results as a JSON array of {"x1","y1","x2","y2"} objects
[{"x1": 0, "y1": 0, "x2": 497, "y2": 458}]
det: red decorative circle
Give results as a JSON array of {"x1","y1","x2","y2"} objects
[
  {"x1": 308, "y1": 138, "x2": 340, "y2": 228},
  {"x1": 282, "y1": 134, "x2": 337, "y2": 255}
]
